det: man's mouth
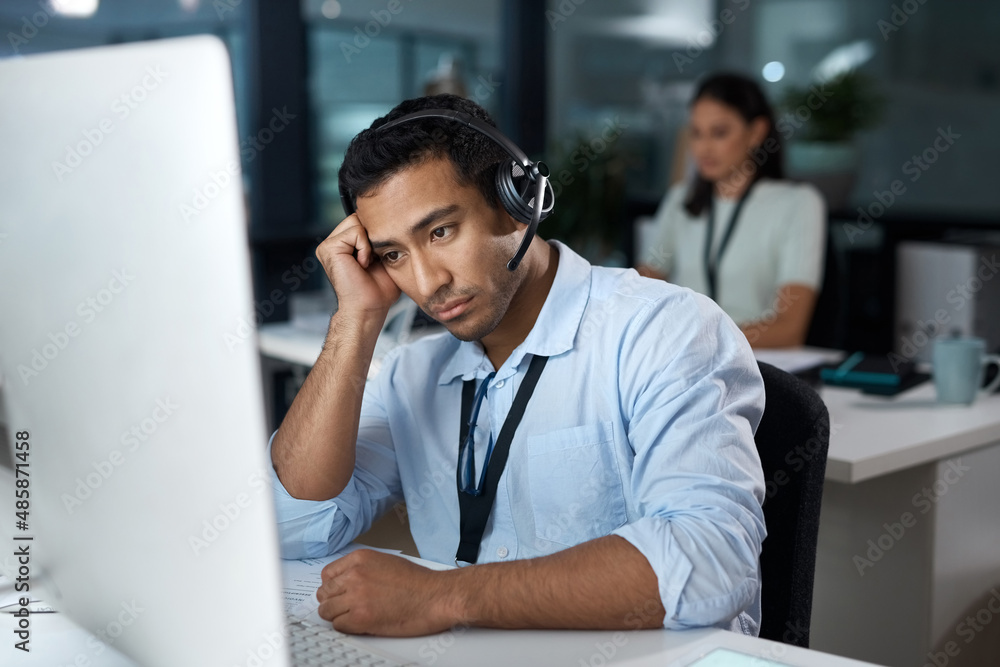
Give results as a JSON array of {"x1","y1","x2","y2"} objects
[{"x1": 431, "y1": 296, "x2": 473, "y2": 321}]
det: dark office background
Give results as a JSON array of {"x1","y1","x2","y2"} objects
[{"x1": 3, "y1": 0, "x2": 999, "y2": 356}]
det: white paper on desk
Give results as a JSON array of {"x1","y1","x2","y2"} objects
[{"x1": 753, "y1": 349, "x2": 840, "y2": 374}]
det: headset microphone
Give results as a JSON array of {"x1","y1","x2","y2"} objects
[{"x1": 339, "y1": 108, "x2": 555, "y2": 272}]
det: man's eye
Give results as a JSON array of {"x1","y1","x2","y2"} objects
[
  {"x1": 432, "y1": 226, "x2": 452, "y2": 239},
  {"x1": 382, "y1": 251, "x2": 399, "y2": 263}
]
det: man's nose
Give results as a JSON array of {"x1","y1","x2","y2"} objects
[{"x1": 411, "y1": 252, "x2": 451, "y2": 302}]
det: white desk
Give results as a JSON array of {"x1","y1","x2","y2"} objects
[
  {"x1": 812, "y1": 381, "x2": 1000, "y2": 666},
  {"x1": 1, "y1": 585, "x2": 880, "y2": 667},
  {"x1": 821, "y1": 381, "x2": 1000, "y2": 484},
  {"x1": 258, "y1": 321, "x2": 329, "y2": 369}
]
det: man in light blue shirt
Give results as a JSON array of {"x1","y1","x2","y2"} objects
[{"x1": 269, "y1": 94, "x2": 766, "y2": 637}]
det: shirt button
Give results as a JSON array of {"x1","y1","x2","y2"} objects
[
  {"x1": 495, "y1": 380, "x2": 505, "y2": 388},
  {"x1": 496, "y1": 546, "x2": 509, "y2": 558}
]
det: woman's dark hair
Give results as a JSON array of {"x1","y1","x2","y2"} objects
[
  {"x1": 338, "y1": 94, "x2": 508, "y2": 214},
  {"x1": 683, "y1": 72, "x2": 784, "y2": 217}
]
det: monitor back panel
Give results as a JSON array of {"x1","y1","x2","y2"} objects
[{"x1": 0, "y1": 36, "x2": 288, "y2": 667}]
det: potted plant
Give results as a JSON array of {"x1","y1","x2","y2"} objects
[
  {"x1": 543, "y1": 130, "x2": 628, "y2": 265},
  {"x1": 779, "y1": 70, "x2": 885, "y2": 210}
]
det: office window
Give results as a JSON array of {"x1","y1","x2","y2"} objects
[
  {"x1": 302, "y1": 0, "x2": 500, "y2": 227},
  {"x1": 546, "y1": 0, "x2": 1000, "y2": 219},
  {"x1": 0, "y1": 0, "x2": 254, "y2": 172}
]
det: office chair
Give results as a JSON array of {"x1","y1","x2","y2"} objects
[
  {"x1": 805, "y1": 226, "x2": 844, "y2": 349},
  {"x1": 753, "y1": 361, "x2": 830, "y2": 647}
]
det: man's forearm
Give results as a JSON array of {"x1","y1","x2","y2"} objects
[
  {"x1": 449, "y1": 535, "x2": 665, "y2": 630},
  {"x1": 271, "y1": 310, "x2": 384, "y2": 500}
]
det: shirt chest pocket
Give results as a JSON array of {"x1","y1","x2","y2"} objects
[{"x1": 526, "y1": 421, "x2": 628, "y2": 547}]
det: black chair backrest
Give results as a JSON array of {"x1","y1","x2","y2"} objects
[
  {"x1": 754, "y1": 361, "x2": 830, "y2": 647},
  {"x1": 805, "y1": 226, "x2": 844, "y2": 349}
]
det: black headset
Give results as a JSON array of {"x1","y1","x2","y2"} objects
[{"x1": 339, "y1": 109, "x2": 555, "y2": 272}]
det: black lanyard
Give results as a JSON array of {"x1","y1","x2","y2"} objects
[
  {"x1": 703, "y1": 183, "x2": 755, "y2": 301},
  {"x1": 455, "y1": 354, "x2": 548, "y2": 564}
]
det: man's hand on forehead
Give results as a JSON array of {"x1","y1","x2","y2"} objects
[{"x1": 314, "y1": 212, "x2": 400, "y2": 319}]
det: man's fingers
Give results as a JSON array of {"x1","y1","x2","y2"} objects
[
  {"x1": 316, "y1": 577, "x2": 337, "y2": 603},
  {"x1": 321, "y1": 555, "x2": 350, "y2": 582},
  {"x1": 317, "y1": 595, "x2": 349, "y2": 624},
  {"x1": 318, "y1": 216, "x2": 377, "y2": 269},
  {"x1": 356, "y1": 243, "x2": 371, "y2": 269}
]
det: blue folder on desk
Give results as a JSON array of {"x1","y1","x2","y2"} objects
[{"x1": 819, "y1": 351, "x2": 926, "y2": 395}]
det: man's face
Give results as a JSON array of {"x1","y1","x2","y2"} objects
[{"x1": 355, "y1": 156, "x2": 525, "y2": 342}]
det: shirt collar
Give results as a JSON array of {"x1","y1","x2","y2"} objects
[{"x1": 437, "y1": 240, "x2": 592, "y2": 385}]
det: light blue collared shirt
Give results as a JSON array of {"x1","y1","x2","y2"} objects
[{"x1": 268, "y1": 241, "x2": 766, "y2": 634}]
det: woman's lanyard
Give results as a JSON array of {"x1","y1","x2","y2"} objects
[
  {"x1": 703, "y1": 182, "x2": 755, "y2": 301},
  {"x1": 455, "y1": 354, "x2": 548, "y2": 565}
]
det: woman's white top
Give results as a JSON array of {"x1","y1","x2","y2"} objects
[{"x1": 640, "y1": 178, "x2": 826, "y2": 325}]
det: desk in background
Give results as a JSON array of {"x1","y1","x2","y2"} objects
[{"x1": 812, "y1": 380, "x2": 1000, "y2": 667}]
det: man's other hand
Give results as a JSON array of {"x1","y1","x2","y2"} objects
[{"x1": 317, "y1": 549, "x2": 463, "y2": 636}]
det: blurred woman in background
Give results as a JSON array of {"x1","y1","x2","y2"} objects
[{"x1": 637, "y1": 72, "x2": 825, "y2": 348}]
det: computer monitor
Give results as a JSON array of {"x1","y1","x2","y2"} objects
[{"x1": 0, "y1": 36, "x2": 290, "y2": 666}]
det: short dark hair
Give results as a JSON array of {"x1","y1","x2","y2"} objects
[
  {"x1": 338, "y1": 94, "x2": 508, "y2": 214},
  {"x1": 684, "y1": 72, "x2": 785, "y2": 217}
]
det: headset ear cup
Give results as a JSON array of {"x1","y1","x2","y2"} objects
[
  {"x1": 494, "y1": 159, "x2": 555, "y2": 224},
  {"x1": 495, "y1": 159, "x2": 529, "y2": 223}
]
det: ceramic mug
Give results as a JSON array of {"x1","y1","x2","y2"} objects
[{"x1": 932, "y1": 337, "x2": 1000, "y2": 404}]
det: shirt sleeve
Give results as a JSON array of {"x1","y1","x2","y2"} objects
[
  {"x1": 641, "y1": 185, "x2": 687, "y2": 276},
  {"x1": 611, "y1": 289, "x2": 766, "y2": 631},
  {"x1": 266, "y1": 362, "x2": 403, "y2": 560},
  {"x1": 775, "y1": 184, "x2": 826, "y2": 290}
]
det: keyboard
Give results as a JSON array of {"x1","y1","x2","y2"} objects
[{"x1": 287, "y1": 617, "x2": 414, "y2": 666}]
